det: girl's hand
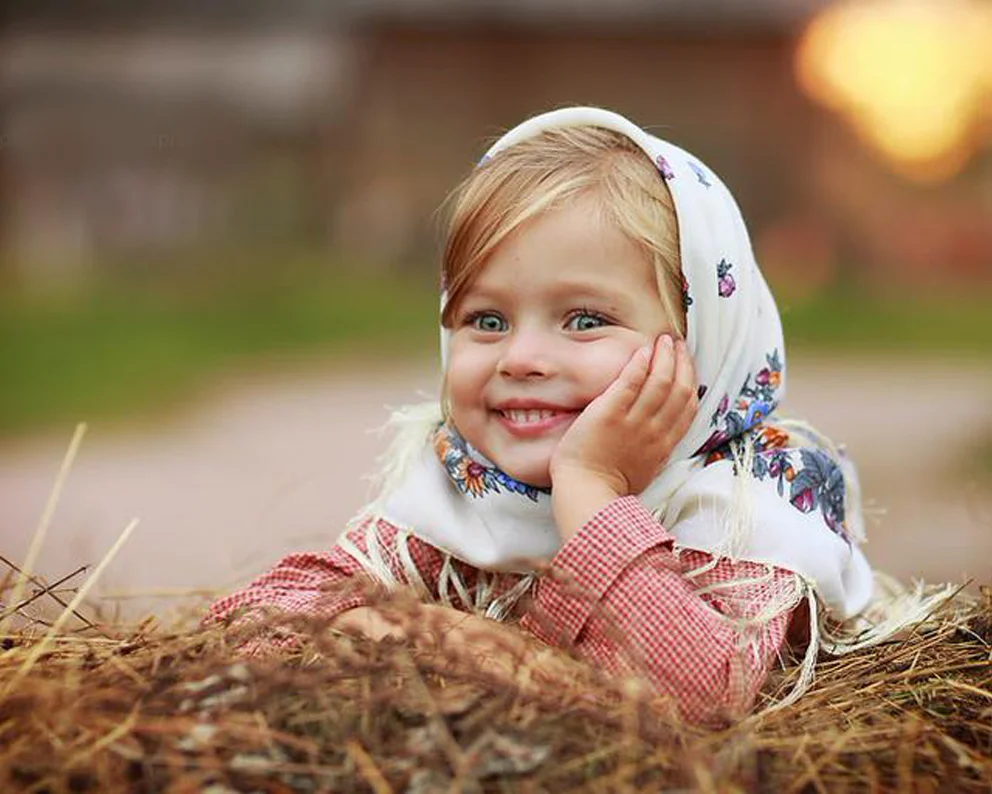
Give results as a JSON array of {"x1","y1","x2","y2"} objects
[{"x1": 549, "y1": 335, "x2": 698, "y2": 539}]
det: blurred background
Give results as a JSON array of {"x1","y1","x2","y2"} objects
[{"x1": 1, "y1": 0, "x2": 990, "y2": 624}]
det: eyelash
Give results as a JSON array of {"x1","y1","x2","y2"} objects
[
  {"x1": 566, "y1": 308, "x2": 612, "y2": 330},
  {"x1": 461, "y1": 307, "x2": 613, "y2": 332},
  {"x1": 463, "y1": 311, "x2": 505, "y2": 332}
]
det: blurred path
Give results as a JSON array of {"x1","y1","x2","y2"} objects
[
  {"x1": 1, "y1": 356, "x2": 990, "y2": 622},
  {"x1": 781, "y1": 357, "x2": 992, "y2": 593}
]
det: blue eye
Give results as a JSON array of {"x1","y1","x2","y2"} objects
[
  {"x1": 566, "y1": 311, "x2": 609, "y2": 332},
  {"x1": 470, "y1": 312, "x2": 508, "y2": 333}
]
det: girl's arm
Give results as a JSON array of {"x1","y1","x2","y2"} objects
[
  {"x1": 206, "y1": 523, "x2": 582, "y2": 694},
  {"x1": 534, "y1": 335, "x2": 796, "y2": 723},
  {"x1": 520, "y1": 496, "x2": 798, "y2": 725},
  {"x1": 204, "y1": 518, "x2": 444, "y2": 630}
]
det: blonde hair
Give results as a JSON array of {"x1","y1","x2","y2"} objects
[{"x1": 440, "y1": 125, "x2": 685, "y2": 336}]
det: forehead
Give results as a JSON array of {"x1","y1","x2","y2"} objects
[{"x1": 467, "y1": 198, "x2": 659, "y2": 297}]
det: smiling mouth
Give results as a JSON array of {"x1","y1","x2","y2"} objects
[
  {"x1": 494, "y1": 407, "x2": 580, "y2": 436},
  {"x1": 497, "y1": 408, "x2": 571, "y2": 425}
]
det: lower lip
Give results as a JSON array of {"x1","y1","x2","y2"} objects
[{"x1": 494, "y1": 410, "x2": 579, "y2": 438}]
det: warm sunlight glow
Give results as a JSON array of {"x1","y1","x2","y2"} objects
[{"x1": 796, "y1": 0, "x2": 992, "y2": 182}]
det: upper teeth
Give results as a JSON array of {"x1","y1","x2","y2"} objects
[{"x1": 502, "y1": 409, "x2": 558, "y2": 424}]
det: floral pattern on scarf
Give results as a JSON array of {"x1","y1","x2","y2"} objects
[
  {"x1": 717, "y1": 259, "x2": 736, "y2": 298},
  {"x1": 703, "y1": 423, "x2": 850, "y2": 543},
  {"x1": 433, "y1": 424, "x2": 547, "y2": 502},
  {"x1": 699, "y1": 349, "x2": 783, "y2": 455},
  {"x1": 688, "y1": 160, "x2": 713, "y2": 188}
]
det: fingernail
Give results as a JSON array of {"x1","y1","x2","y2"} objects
[{"x1": 660, "y1": 334, "x2": 673, "y2": 349}]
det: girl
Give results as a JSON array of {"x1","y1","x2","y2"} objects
[{"x1": 206, "y1": 107, "x2": 942, "y2": 725}]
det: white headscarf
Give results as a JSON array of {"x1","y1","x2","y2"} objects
[{"x1": 359, "y1": 107, "x2": 876, "y2": 619}]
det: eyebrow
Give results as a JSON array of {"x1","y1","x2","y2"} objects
[
  {"x1": 552, "y1": 279, "x2": 636, "y2": 304},
  {"x1": 460, "y1": 278, "x2": 638, "y2": 314},
  {"x1": 562, "y1": 278, "x2": 642, "y2": 309}
]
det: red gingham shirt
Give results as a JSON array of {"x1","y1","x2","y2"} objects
[{"x1": 206, "y1": 496, "x2": 797, "y2": 724}]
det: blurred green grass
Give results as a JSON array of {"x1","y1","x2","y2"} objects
[
  {"x1": 0, "y1": 272, "x2": 439, "y2": 438},
  {"x1": 779, "y1": 289, "x2": 992, "y2": 355},
  {"x1": 2, "y1": 275, "x2": 990, "y2": 439}
]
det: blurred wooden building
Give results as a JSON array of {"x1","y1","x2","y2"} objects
[{"x1": 1, "y1": 0, "x2": 989, "y2": 291}]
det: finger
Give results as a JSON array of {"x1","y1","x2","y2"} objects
[
  {"x1": 630, "y1": 334, "x2": 676, "y2": 418},
  {"x1": 669, "y1": 345, "x2": 700, "y2": 423},
  {"x1": 651, "y1": 339, "x2": 698, "y2": 426},
  {"x1": 672, "y1": 339, "x2": 697, "y2": 407},
  {"x1": 672, "y1": 393, "x2": 699, "y2": 442},
  {"x1": 664, "y1": 385, "x2": 699, "y2": 458}
]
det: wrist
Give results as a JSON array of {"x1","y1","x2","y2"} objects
[
  {"x1": 549, "y1": 462, "x2": 628, "y2": 497},
  {"x1": 550, "y1": 467, "x2": 624, "y2": 542}
]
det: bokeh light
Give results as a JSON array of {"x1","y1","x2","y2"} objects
[{"x1": 796, "y1": 0, "x2": 992, "y2": 182}]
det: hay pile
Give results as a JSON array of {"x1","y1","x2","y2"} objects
[{"x1": 2, "y1": 584, "x2": 991, "y2": 793}]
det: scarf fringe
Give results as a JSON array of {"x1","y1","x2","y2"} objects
[
  {"x1": 362, "y1": 401, "x2": 443, "y2": 518},
  {"x1": 340, "y1": 519, "x2": 536, "y2": 622},
  {"x1": 344, "y1": 407, "x2": 958, "y2": 715},
  {"x1": 341, "y1": 519, "x2": 961, "y2": 717},
  {"x1": 755, "y1": 573, "x2": 962, "y2": 717},
  {"x1": 818, "y1": 576, "x2": 963, "y2": 656}
]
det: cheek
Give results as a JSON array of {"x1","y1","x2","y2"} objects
[
  {"x1": 576, "y1": 341, "x2": 645, "y2": 396},
  {"x1": 445, "y1": 346, "x2": 492, "y2": 411}
]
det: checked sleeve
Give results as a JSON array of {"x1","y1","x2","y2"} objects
[{"x1": 520, "y1": 496, "x2": 799, "y2": 725}]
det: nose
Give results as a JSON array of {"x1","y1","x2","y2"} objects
[{"x1": 497, "y1": 327, "x2": 555, "y2": 380}]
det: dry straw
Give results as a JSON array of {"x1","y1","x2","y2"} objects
[
  {"x1": 1, "y1": 576, "x2": 990, "y2": 792},
  {"x1": 0, "y1": 423, "x2": 87, "y2": 637},
  {"x1": 1, "y1": 430, "x2": 990, "y2": 792}
]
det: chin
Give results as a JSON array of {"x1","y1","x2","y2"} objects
[
  {"x1": 503, "y1": 461, "x2": 552, "y2": 489},
  {"x1": 475, "y1": 433, "x2": 555, "y2": 489}
]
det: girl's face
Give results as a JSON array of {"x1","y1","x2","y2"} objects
[{"x1": 446, "y1": 195, "x2": 677, "y2": 487}]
